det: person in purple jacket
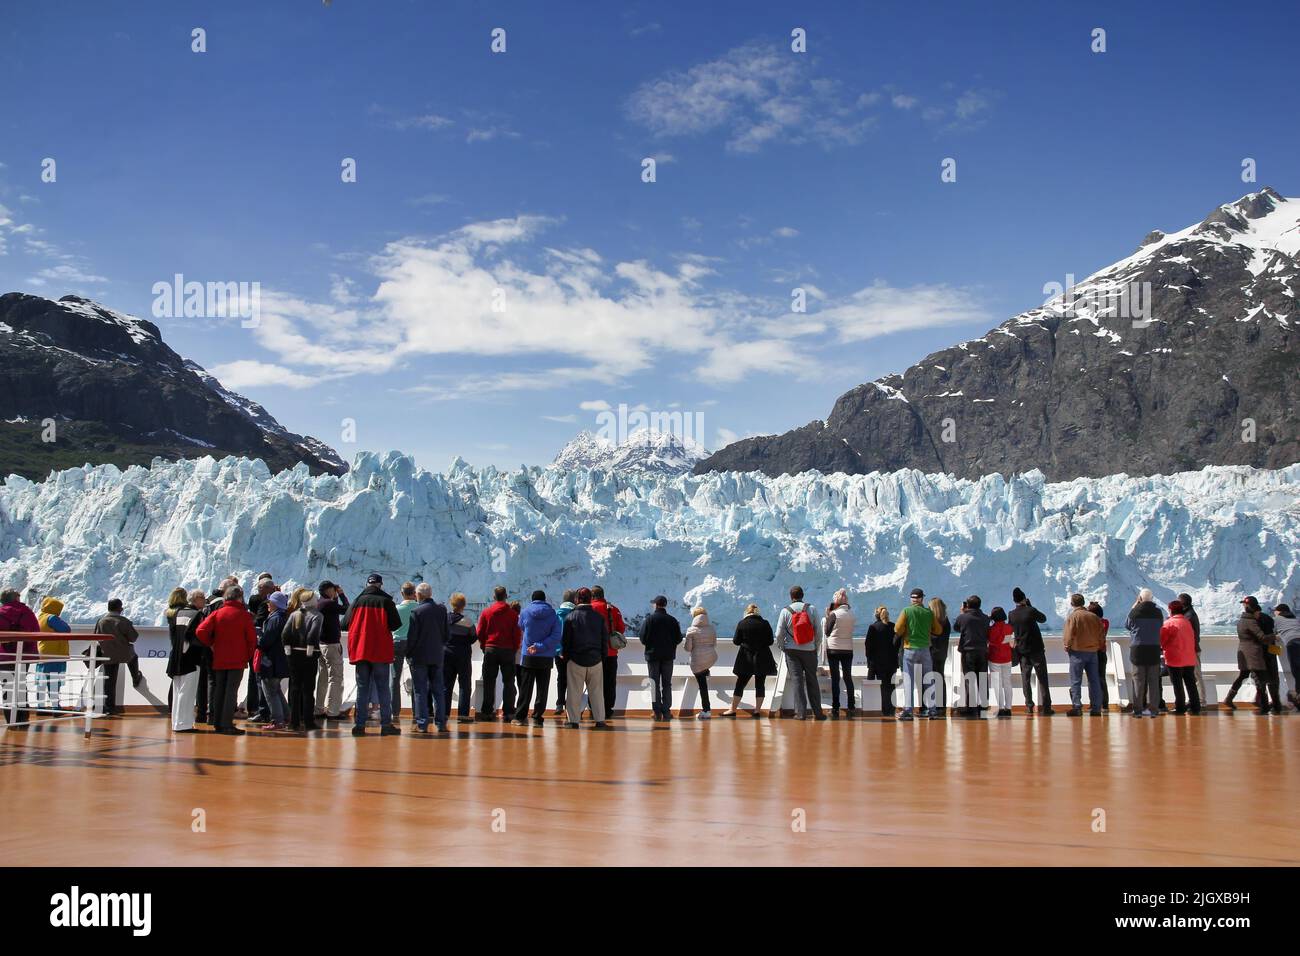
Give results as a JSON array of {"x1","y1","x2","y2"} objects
[{"x1": 0, "y1": 589, "x2": 41, "y2": 728}]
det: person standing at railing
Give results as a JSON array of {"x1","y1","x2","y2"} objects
[
  {"x1": 1086, "y1": 602, "x2": 1111, "y2": 712},
  {"x1": 406, "y1": 583, "x2": 450, "y2": 733},
  {"x1": 928, "y1": 597, "x2": 952, "y2": 718},
  {"x1": 93, "y1": 599, "x2": 140, "y2": 718},
  {"x1": 444, "y1": 593, "x2": 476, "y2": 724},
  {"x1": 195, "y1": 577, "x2": 236, "y2": 725},
  {"x1": 244, "y1": 575, "x2": 276, "y2": 724},
  {"x1": 1, "y1": 589, "x2": 40, "y2": 727},
  {"x1": 282, "y1": 588, "x2": 322, "y2": 732},
  {"x1": 514, "y1": 590, "x2": 561, "y2": 727},
  {"x1": 196, "y1": 585, "x2": 258, "y2": 735},
  {"x1": 779, "y1": 585, "x2": 826, "y2": 721},
  {"x1": 560, "y1": 587, "x2": 610, "y2": 729},
  {"x1": 1125, "y1": 589, "x2": 1164, "y2": 718},
  {"x1": 314, "y1": 580, "x2": 349, "y2": 722},
  {"x1": 640, "y1": 595, "x2": 683, "y2": 721},
  {"x1": 36, "y1": 597, "x2": 72, "y2": 713},
  {"x1": 1062, "y1": 593, "x2": 1105, "y2": 717},
  {"x1": 476, "y1": 585, "x2": 522, "y2": 722},
  {"x1": 1160, "y1": 600, "x2": 1200, "y2": 715},
  {"x1": 1273, "y1": 604, "x2": 1300, "y2": 710},
  {"x1": 865, "y1": 607, "x2": 898, "y2": 718},
  {"x1": 1177, "y1": 593, "x2": 1206, "y2": 703},
  {"x1": 986, "y1": 607, "x2": 1014, "y2": 717},
  {"x1": 390, "y1": 582, "x2": 418, "y2": 725},
  {"x1": 723, "y1": 604, "x2": 777, "y2": 718},
  {"x1": 894, "y1": 588, "x2": 940, "y2": 721},
  {"x1": 343, "y1": 573, "x2": 403, "y2": 737},
  {"x1": 553, "y1": 590, "x2": 576, "y2": 718},
  {"x1": 953, "y1": 595, "x2": 990, "y2": 719},
  {"x1": 166, "y1": 589, "x2": 206, "y2": 732},
  {"x1": 684, "y1": 605, "x2": 717, "y2": 720},
  {"x1": 1009, "y1": 588, "x2": 1052, "y2": 717},
  {"x1": 1231, "y1": 596, "x2": 1280, "y2": 715},
  {"x1": 590, "y1": 586, "x2": 626, "y2": 719},
  {"x1": 256, "y1": 591, "x2": 291, "y2": 730},
  {"x1": 822, "y1": 589, "x2": 857, "y2": 719}
]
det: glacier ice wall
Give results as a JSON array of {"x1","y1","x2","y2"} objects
[{"x1": 1, "y1": 452, "x2": 1297, "y2": 630}]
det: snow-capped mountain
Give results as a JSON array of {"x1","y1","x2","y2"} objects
[
  {"x1": 698, "y1": 187, "x2": 1300, "y2": 480},
  {"x1": 553, "y1": 429, "x2": 708, "y2": 474},
  {"x1": 0, "y1": 293, "x2": 346, "y2": 479},
  {"x1": 2, "y1": 451, "x2": 1296, "y2": 630}
]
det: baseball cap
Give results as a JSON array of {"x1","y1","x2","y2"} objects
[
  {"x1": 366, "y1": 573, "x2": 383, "y2": 586},
  {"x1": 909, "y1": 588, "x2": 924, "y2": 599}
]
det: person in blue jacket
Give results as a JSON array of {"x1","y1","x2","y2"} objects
[
  {"x1": 515, "y1": 590, "x2": 562, "y2": 727},
  {"x1": 256, "y1": 591, "x2": 291, "y2": 729}
]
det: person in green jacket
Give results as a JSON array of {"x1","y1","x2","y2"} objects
[{"x1": 894, "y1": 587, "x2": 942, "y2": 720}]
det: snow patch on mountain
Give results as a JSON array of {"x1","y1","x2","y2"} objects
[
  {"x1": 553, "y1": 429, "x2": 708, "y2": 474},
  {"x1": 2, "y1": 453, "x2": 1296, "y2": 631}
]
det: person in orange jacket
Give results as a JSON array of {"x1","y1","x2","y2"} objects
[{"x1": 195, "y1": 585, "x2": 258, "y2": 735}]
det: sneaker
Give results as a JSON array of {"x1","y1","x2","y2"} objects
[
  {"x1": 216, "y1": 727, "x2": 245, "y2": 736},
  {"x1": 898, "y1": 712, "x2": 914, "y2": 722},
  {"x1": 1089, "y1": 709, "x2": 1102, "y2": 717},
  {"x1": 513, "y1": 718, "x2": 529, "y2": 727},
  {"x1": 1040, "y1": 707, "x2": 1056, "y2": 717},
  {"x1": 566, "y1": 721, "x2": 579, "y2": 729},
  {"x1": 532, "y1": 717, "x2": 544, "y2": 727},
  {"x1": 1067, "y1": 707, "x2": 1082, "y2": 717},
  {"x1": 351, "y1": 726, "x2": 366, "y2": 737},
  {"x1": 414, "y1": 724, "x2": 428, "y2": 733},
  {"x1": 593, "y1": 721, "x2": 610, "y2": 730},
  {"x1": 697, "y1": 711, "x2": 711, "y2": 720},
  {"x1": 381, "y1": 724, "x2": 401, "y2": 736},
  {"x1": 997, "y1": 710, "x2": 1012, "y2": 719},
  {"x1": 814, "y1": 712, "x2": 828, "y2": 721}
]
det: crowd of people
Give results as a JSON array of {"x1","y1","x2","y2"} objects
[{"x1": 1, "y1": 576, "x2": 1298, "y2": 733}]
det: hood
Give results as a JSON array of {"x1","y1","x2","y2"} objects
[{"x1": 40, "y1": 597, "x2": 64, "y2": 616}]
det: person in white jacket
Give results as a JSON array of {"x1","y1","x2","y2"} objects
[
  {"x1": 684, "y1": 606, "x2": 718, "y2": 719},
  {"x1": 821, "y1": 588, "x2": 858, "y2": 718}
]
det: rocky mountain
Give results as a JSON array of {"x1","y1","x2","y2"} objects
[
  {"x1": 0, "y1": 293, "x2": 347, "y2": 479},
  {"x1": 696, "y1": 187, "x2": 1300, "y2": 481},
  {"x1": 553, "y1": 428, "x2": 708, "y2": 474}
]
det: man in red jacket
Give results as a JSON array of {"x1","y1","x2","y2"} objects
[
  {"x1": 343, "y1": 573, "x2": 403, "y2": 737},
  {"x1": 590, "y1": 586, "x2": 625, "y2": 719},
  {"x1": 476, "y1": 585, "x2": 522, "y2": 721},
  {"x1": 195, "y1": 585, "x2": 258, "y2": 735},
  {"x1": 1, "y1": 589, "x2": 41, "y2": 728}
]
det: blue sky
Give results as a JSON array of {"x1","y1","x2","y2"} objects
[{"x1": 1, "y1": 0, "x2": 1296, "y2": 471}]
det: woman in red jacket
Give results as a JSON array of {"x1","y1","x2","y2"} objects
[
  {"x1": 987, "y1": 606, "x2": 1014, "y2": 717},
  {"x1": 196, "y1": 585, "x2": 258, "y2": 735},
  {"x1": 1160, "y1": 600, "x2": 1201, "y2": 715}
]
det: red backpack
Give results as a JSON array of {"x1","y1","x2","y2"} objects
[{"x1": 787, "y1": 605, "x2": 815, "y2": 645}]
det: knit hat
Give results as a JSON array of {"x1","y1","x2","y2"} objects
[
  {"x1": 1012, "y1": 587, "x2": 1026, "y2": 603},
  {"x1": 268, "y1": 591, "x2": 289, "y2": 610}
]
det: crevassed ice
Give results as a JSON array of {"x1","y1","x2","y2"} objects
[{"x1": 1, "y1": 452, "x2": 1297, "y2": 630}]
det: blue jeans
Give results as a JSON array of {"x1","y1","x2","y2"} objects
[
  {"x1": 1068, "y1": 650, "x2": 1101, "y2": 710},
  {"x1": 354, "y1": 661, "x2": 392, "y2": 728},
  {"x1": 36, "y1": 661, "x2": 66, "y2": 709},
  {"x1": 410, "y1": 662, "x2": 446, "y2": 729},
  {"x1": 259, "y1": 676, "x2": 287, "y2": 724},
  {"x1": 900, "y1": 647, "x2": 934, "y2": 715},
  {"x1": 646, "y1": 658, "x2": 674, "y2": 716}
]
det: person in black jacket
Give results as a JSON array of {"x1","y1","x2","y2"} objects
[
  {"x1": 314, "y1": 580, "x2": 350, "y2": 721},
  {"x1": 559, "y1": 588, "x2": 610, "y2": 728},
  {"x1": 640, "y1": 595, "x2": 683, "y2": 720},
  {"x1": 1009, "y1": 587, "x2": 1053, "y2": 715},
  {"x1": 244, "y1": 574, "x2": 276, "y2": 722},
  {"x1": 405, "y1": 583, "x2": 450, "y2": 733},
  {"x1": 953, "y1": 596, "x2": 990, "y2": 719},
  {"x1": 928, "y1": 597, "x2": 952, "y2": 716},
  {"x1": 282, "y1": 588, "x2": 322, "y2": 732},
  {"x1": 865, "y1": 607, "x2": 899, "y2": 717},
  {"x1": 723, "y1": 604, "x2": 777, "y2": 717},
  {"x1": 167, "y1": 589, "x2": 206, "y2": 732},
  {"x1": 443, "y1": 593, "x2": 476, "y2": 723}
]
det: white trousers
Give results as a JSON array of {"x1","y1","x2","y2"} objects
[
  {"x1": 989, "y1": 661, "x2": 1014, "y2": 712},
  {"x1": 171, "y1": 671, "x2": 198, "y2": 731}
]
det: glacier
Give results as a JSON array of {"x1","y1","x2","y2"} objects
[{"x1": 1, "y1": 452, "x2": 1297, "y2": 631}]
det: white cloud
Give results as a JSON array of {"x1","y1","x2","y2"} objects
[
  {"x1": 579, "y1": 399, "x2": 612, "y2": 412},
  {"x1": 392, "y1": 113, "x2": 454, "y2": 131},
  {"x1": 27, "y1": 263, "x2": 109, "y2": 287},
  {"x1": 891, "y1": 93, "x2": 918, "y2": 109},
  {"x1": 696, "y1": 338, "x2": 803, "y2": 384},
  {"x1": 542, "y1": 413, "x2": 578, "y2": 423},
  {"x1": 209, "y1": 359, "x2": 323, "y2": 390},
  {"x1": 817, "y1": 280, "x2": 992, "y2": 342},
  {"x1": 772, "y1": 226, "x2": 799, "y2": 238},
  {"x1": 627, "y1": 42, "x2": 879, "y2": 152}
]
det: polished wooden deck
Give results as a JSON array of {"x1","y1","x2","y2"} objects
[{"x1": 2, "y1": 713, "x2": 1297, "y2": 867}]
